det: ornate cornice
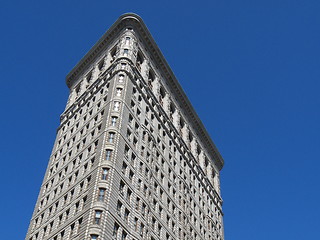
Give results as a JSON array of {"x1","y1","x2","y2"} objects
[{"x1": 65, "y1": 13, "x2": 224, "y2": 170}]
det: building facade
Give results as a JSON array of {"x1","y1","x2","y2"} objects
[{"x1": 25, "y1": 14, "x2": 224, "y2": 240}]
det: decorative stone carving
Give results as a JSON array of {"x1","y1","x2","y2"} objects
[
  {"x1": 207, "y1": 163, "x2": 214, "y2": 184},
  {"x1": 190, "y1": 138, "x2": 198, "y2": 159},
  {"x1": 79, "y1": 79, "x2": 87, "y2": 95},
  {"x1": 163, "y1": 95, "x2": 170, "y2": 115},
  {"x1": 153, "y1": 77, "x2": 160, "y2": 99},
  {"x1": 181, "y1": 125, "x2": 189, "y2": 144},
  {"x1": 172, "y1": 110, "x2": 180, "y2": 130},
  {"x1": 199, "y1": 151, "x2": 206, "y2": 171},
  {"x1": 92, "y1": 65, "x2": 99, "y2": 82},
  {"x1": 66, "y1": 88, "x2": 77, "y2": 109},
  {"x1": 105, "y1": 52, "x2": 112, "y2": 69},
  {"x1": 213, "y1": 171, "x2": 221, "y2": 195},
  {"x1": 141, "y1": 59, "x2": 149, "y2": 80}
]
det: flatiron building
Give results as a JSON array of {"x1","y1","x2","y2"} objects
[{"x1": 25, "y1": 13, "x2": 225, "y2": 240}]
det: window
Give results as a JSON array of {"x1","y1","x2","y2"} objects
[
  {"x1": 119, "y1": 74, "x2": 124, "y2": 83},
  {"x1": 116, "y1": 88, "x2": 122, "y2": 96},
  {"x1": 128, "y1": 114, "x2": 133, "y2": 124},
  {"x1": 125, "y1": 37, "x2": 130, "y2": 45},
  {"x1": 91, "y1": 234, "x2": 98, "y2": 240},
  {"x1": 94, "y1": 210, "x2": 102, "y2": 224},
  {"x1": 135, "y1": 123, "x2": 139, "y2": 132},
  {"x1": 142, "y1": 203, "x2": 146, "y2": 216},
  {"x1": 98, "y1": 188, "x2": 105, "y2": 201},
  {"x1": 133, "y1": 137, "x2": 137, "y2": 147},
  {"x1": 124, "y1": 209, "x2": 130, "y2": 223},
  {"x1": 68, "y1": 224, "x2": 74, "y2": 237},
  {"x1": 152, "y1": 217, "x2": 156, "y2": 229},
  {"x1": 136, "y1": 51, "x2": 144, "y2": 70},
  {"x1": 111, "y1": 117, "x2": 118, "y2": 126},
  {"x1": 126, "y1": 189, "x2": 132, "y2": 202},
  {"x1": 140, "y1": 223, "x2": 145, "y2": 236},
  {"x1": 129, "y1": 170, "x2": 134, "y2": 183},
  {"x1": 134, "y1": 217, "x2": 138, "y2": 231},
  {"x1": 126, "y1": 129, "x2": 132, "y2": 140},
  {"x1": 123, "y1": 49, "x2": 129, "y2": 56},
  {"x1": 101, "y1": 168, "x2": 109, "y2": 180},
  {"x1": 122, "y1": 162, "x2": 127, "y2": 174},
  {"x1": 108, "y1": 132, "x2": 115, "y2": 143},
  {"x1": 121, "y1": 231, "x2": 127, "y2": 240},
  {"x1": 113, "y1": 101, "x2": 120, "y2": 111},
  {"x1": 78, "y1": 218, "x2": 83, "y2": 232},
  {"x1": 119, "y1": 181, "x2": 125, "y2": 195},
  {"x1": 124, "y1": 145, "x2": 129, "y2": 158},
  {"x1": 106, "y1": 150, "x2": 112, "y2": 161},
  {"x1": 117, "y1": 200, "x2": 122, "y2": 212},
  {"x1": 98, "y1": 59, "x2": 105, "y2": 71},
  {"x1": 113, "y1": 222, "x2": 119, "y2": 236},
  {"x1": 131, "y1": 153, "x2": 136, "y2": 164}
]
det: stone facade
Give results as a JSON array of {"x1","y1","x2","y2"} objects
[{"x1": 25, "y1": 13, "x2": 224, "y2": 240}]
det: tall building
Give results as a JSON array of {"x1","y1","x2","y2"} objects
[{"x1": 25, "y1": 13, "x2": 224, "y2": 240}]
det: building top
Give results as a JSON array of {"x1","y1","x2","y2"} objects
[{"x1": 66, "y1": 13, "x2": 224, "y2": 170}]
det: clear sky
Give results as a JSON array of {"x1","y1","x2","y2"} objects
[{"x1": 1, "y1": 0, "x2": 319, "y2": 239}]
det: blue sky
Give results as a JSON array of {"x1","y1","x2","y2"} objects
[{"x1": 1, "y1": 0, "x2": 319, "y2": 239}]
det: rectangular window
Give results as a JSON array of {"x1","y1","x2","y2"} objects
[
  {"x1": 108, "y1": 133, "x2": 115, "y2": 143},
  {"x1": 124, "y1": 209, "x2": 130, "y2": 223},
  {"x1": 113, "y1": 222, "x2": 119, "y2": 236},
  {"x1": 126, "y1": 129, "x2": 132, "y2": 139},
  {"x1": 119, "y1": 181, "x2": 125, "y2": 195},
  {"x1": 122, "y1": 162, "x2": 127, "y2": 174},
  {"x1": 122, "y1": 231, "x2": 127, "y2": 240},
  {"x1": 126, "y1": 189, "x2": 132, "y2": 202},
  {"x1": 136, "y1": 197, "x2": 140, "y2": 210},
  {"x1": 117, "y1": 200, "x2": 122, "y2": 212},
  {"x1": 134, "y1": 217, "x2": 138, "y2": 231},
  {"x1": 129, "y1": 170, "x2": 134, "y2": 183},
  {"x1": 125, "y1": 37, "x2": 130, "y2": 45},
  {"x1": 140, "y1": 223, "x2": 145, "y2": 236},
  {"x1": 124, "y1": 145, "x2": 129, "y2": 158},
  {"x1": 91, "y1": 235, "x2": 98, "y2": 240},
  {"x1": 101, "y1": 168, "x2": 109, "y2": 180},
  {"x1": 106, "y1": 150, "x2": 112, "y2": 161},
  {"x1": 128, "y1": 114, "x2": 133, "y2": 124},
  {"x1": 131, "y1": 153, "x2": 136, "y2": 164},
  {"x1": 98, "y1": 188, "x2": 105, "y2": 201},
  {"x1": 94, "y1": 210, "x2": 102, "y2": 224},
  {"x1": 113, "y1": 101, "x2": 120, "y2": 111},
  {"x1": 116, "y1": 88, "x2": 122, "y2": 96},
  {"x1": 142, "y1": 203, "x2": 146, "y2": 216},
  {"x1": 111, "y1": 117, "x2": 118, "y2": 126},
  {"x1": 119, "y1": 74, "x2": 124, "y2": 83},
  {"x1": 133, "y1": 137, "x2": 137, "y2": 147}
]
